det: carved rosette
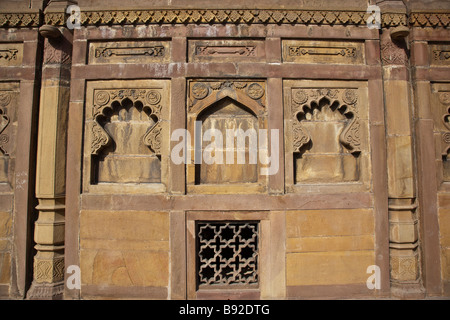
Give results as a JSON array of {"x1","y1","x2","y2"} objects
[
  {"x1": 291, "y1": 88, "x2": 361, "y2": 154},
  {"x1": 91, "y1": 88, "x2": 163, "y2": 156},
  {"x1": 0, "y1": 91, "x2": 12, "y2": 155}
]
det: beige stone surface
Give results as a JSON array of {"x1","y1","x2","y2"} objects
[
  {"x1": 386, "y1": 136, "x2": 415, "y2": 198},
  {"x1": 286, "y1": 250, "x2": 375, "y2": 286},
  {"x1": 286, "y1": 209, "x2": 375, "y2": 286},
  {"x1": 0, "y1": 252, "x2": 10, "y2": 284},
  {"x1": 81, "y1": 250, "x2": 169, "y2": 287},
  {"x1": 439, "y1": 209, "x2": 450, "y2": 248},
  {"x1": 0, "y1": 211, "x2": 11, "y2": 238},
  {"x1": 286, "y1": 209, "x2": 374, "y2": 238},
  {"x1": 80, "y1": 210, "x2": 169, "y2": 241},
  {"x1": 80, "y1": 210, "x2": 170, "y2": 288},
  {"x1": 287, "y1": 235, "x2": 374, "y2": 253}
]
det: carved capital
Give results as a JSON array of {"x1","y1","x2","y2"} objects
[{"x1": 380, "y1": 38, "x2": 408, "y2": 66}]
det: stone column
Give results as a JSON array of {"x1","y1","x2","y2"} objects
[
  {"x1": 27, "y1": 12, "x2": 73, "y2": 298},
  {"x1": 378, "y1": 0, "x2": 425, "y2": 298}
]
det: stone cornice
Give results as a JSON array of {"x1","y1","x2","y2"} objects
[{"x1": 0, "y1": 9, "x2": 448, "y2": 28}]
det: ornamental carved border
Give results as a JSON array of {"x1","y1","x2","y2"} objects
[
  {"x1": 439, "y1": 91, "x2": 450, "y2": 157},
  {"x1": 189, "y1": 80, "x2": 266, "y2": 115},
  {"x1": 0, "y1": 90, "x2": 13, "y2": 155},
  {"x1": 291, "y1": 88, "x2": 361, "y2": 154},
  {"x1": 1, "y1": 10, "x2": 449, "y2": 28},
  {"x1": 90, "y1": 88, "x2": 164, "y2": 156},
  {"x1": 41, "y1": 10, "x2": 411, "y2": 27}
]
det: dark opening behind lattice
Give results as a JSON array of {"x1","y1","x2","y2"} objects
[{"x1": 196, "y1": 221, "x2": 259, "y2": 288}]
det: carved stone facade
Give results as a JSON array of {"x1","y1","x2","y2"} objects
[{"x1": 0, "y1": 0, "x2": 449, "y2": 301}]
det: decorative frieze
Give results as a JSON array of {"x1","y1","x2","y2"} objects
[
  {"x1": 0, "y1": 43, "x2": 23, "y2": 66},
  {"x1": 89, "y1": 41, "x2": 170, "y2": 64},
  {"x1": 0, "y1": 12, "x2": 41, "y2": 27},
  {"x1": 282, "y1": 40, "x2": 364, "y2": 65},
  {"x1": 430, "y1": 44, "x2": 450, "y2": 66},
  {"x1": 189, "y1": 40, "x2": 264, "y2": 62},
  {"x1": 1, "y1": 9, "x2": 448, "y2": 29},
  {"x1": 40, "y1": 9, "x2": 411, "y2": 27},
  {"x1": 196, "y1": 46, "x2": 256, "y2": 57},
  {"x1": 409, "y1": 12, "x2": 450, "y2": 28}
]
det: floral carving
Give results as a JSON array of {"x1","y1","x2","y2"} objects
[
  {"x1": 246, "y1": 83, "x2": 265, "y2": 100},
  {"x1": 0, "y1": 91, "x2": 12, "y2": 155},
  {"x1": 291, "y1": 88, "x2": 361, "y2": 154},
  {"x1": 192, "y1": 83, "x2": 209, "y2": 100},
  {"x1": 190, "y1": 81, "x2": 266, "y2": 108},
  {"x1": 91, "y1": 88, "x2": 164, "y2": 156}
]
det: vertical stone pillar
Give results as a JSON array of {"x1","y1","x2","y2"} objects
[
  {"x1": 378, "y1": 1, "x2": 425, "y2": 298},
  {"x1": 27, "y1": 19, "x2": 72, "y2": 299}
]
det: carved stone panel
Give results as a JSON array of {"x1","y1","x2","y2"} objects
[
  {"x1": 284, "y1": 80, "x2": 370, "y2": 193},
  {"x1": 0, "y1": 43, "x2": 23, "y2": 67},
  {"x1": 0, "y1": 83, "x2": 19, "y2": 186},
  {"x1": 187, "y1": 80, "x2": 268, "y2": 194},
  {"x1": 431, "y1": 83, "x2": 450, "y2": 182},
  {"x1": 282, "y1": 40, "x2": 364, "y2": 65},
  {"x1": 188, "y1": 40, "x2": 265, "y2": 63},
  {"x1": 430, "y1": 43, "x2": 450, "y2": 66},
  {"x1": 88, "y1": 41, "x2": 170, "y2": 64},
  {"x1": 84, "y1": 80, "x2": 170, "y2": 194}
]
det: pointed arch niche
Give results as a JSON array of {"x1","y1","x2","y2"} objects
[
  {"x1": 83, "y1": 80, "x2": 170, "y2": 194},
  {"x1": 187, "y1": 80, "x2": 268, "y2": 194},
  {"x1": 284, "y1": 80, "x2": 371, "y2": 194}
]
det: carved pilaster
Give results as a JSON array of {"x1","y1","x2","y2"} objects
[
  {"x1": 379, "y1": 12, "x2": 425, "y2": 297},
  {"x1": 27, "y1": 4, "x2": 73, "y2": 298}
]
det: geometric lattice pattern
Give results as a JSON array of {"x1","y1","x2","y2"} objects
[{"x1": 197, "y1": 221, "x2": 259, "y2": 287}]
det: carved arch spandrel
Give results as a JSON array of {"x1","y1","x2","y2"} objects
[
  {"x1": 188, "y1": 80, "x2": 266, "y2": 118},
  {"x1": 90, "y1": 88, "x2": 164, "y2": 156},
  {"x1": 291, "y1": 88, "x2": 361, "y2": 155}
]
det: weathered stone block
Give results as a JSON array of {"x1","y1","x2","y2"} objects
[
  {"x1": 286, "y1": 209, "x2": 374, "y2": 238},
  {"x1": 80, "y1": 210, "x2": 169, "y2": 242},
  {"x1": 0, "y1": 211, "x2": 11, "y2": 238},
  {"x1": 386, "y1": 136, "x2": 415, "y2": 198},
  {"x1": 286, "y1": 251, "x2": 375, "y2": 286},
  {"x1": 0, "y1": 252, "x2": 10, "y2": 284},
  {"x1": 439, "y1": 208, "x2": 450, "y2": 248},
  {"x1": 81, "y1": 249, "x2": 169, "y2": 287}
]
